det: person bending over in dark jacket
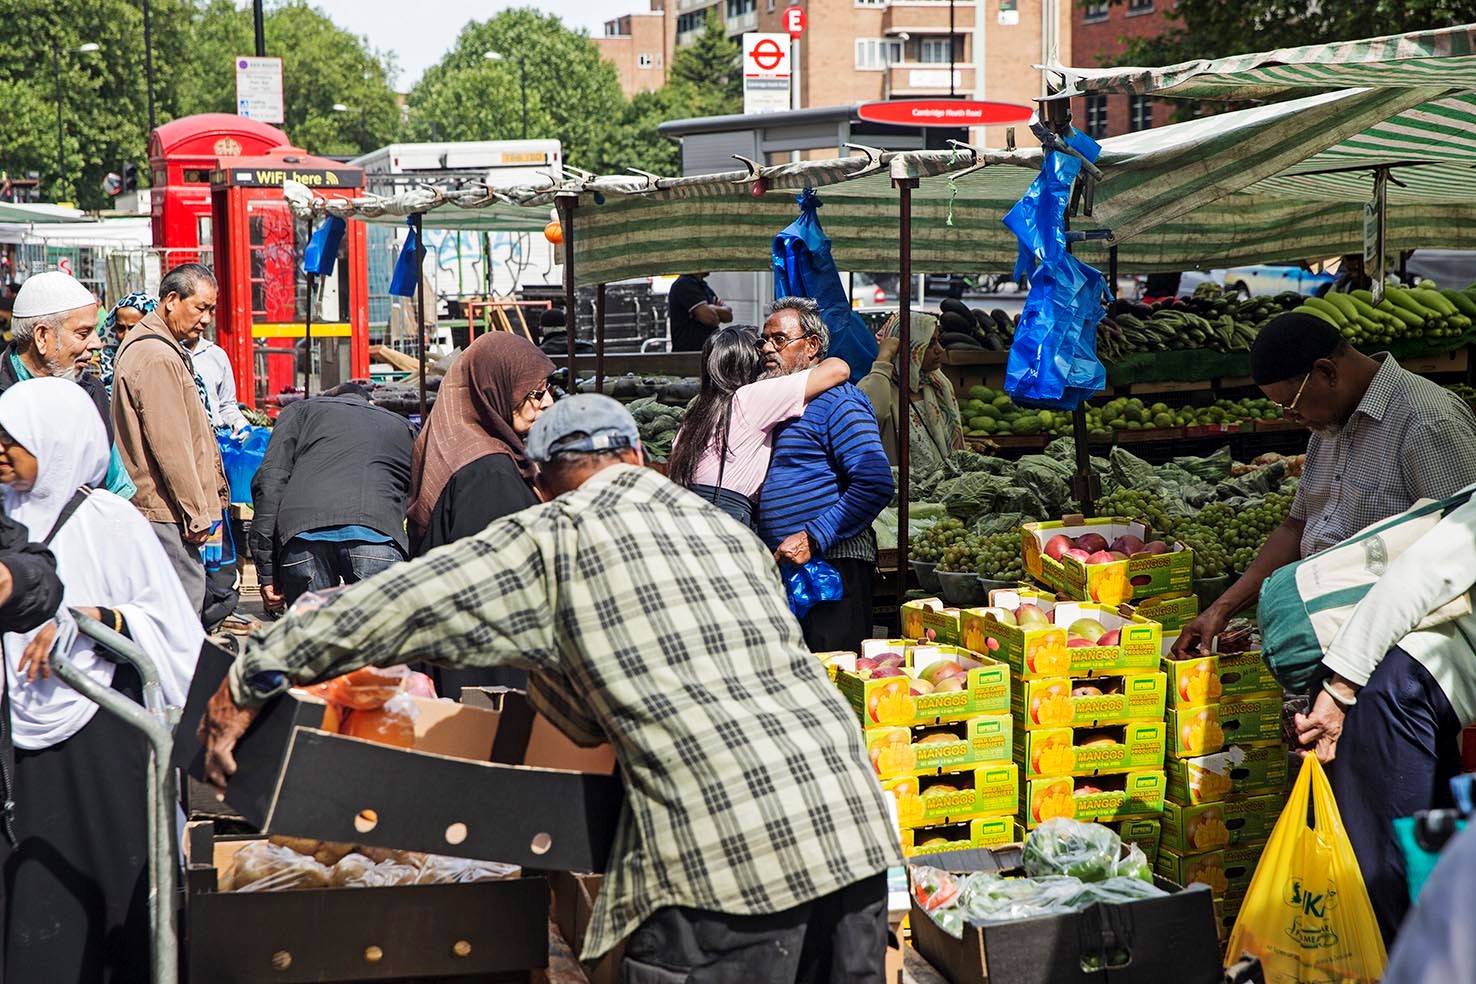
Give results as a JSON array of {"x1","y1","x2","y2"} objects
[{"x1": 250, "y1": 382, "x2": 417, "y2": 612}]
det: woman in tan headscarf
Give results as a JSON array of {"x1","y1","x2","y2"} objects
[
  {"x1": 859, "y1": 310, "x2": 965, "y2": 478},
  {"x1": 407, "y1": 332, "x2": 556, "y2": 556}
]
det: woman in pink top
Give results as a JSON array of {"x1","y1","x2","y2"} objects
[{"x1": 668, "y1": 325, "x2": 850, "y2": 528}]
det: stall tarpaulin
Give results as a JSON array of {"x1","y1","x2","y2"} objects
[{"x1": 772, "y1": 189, "x2": 880, "y2": 381}]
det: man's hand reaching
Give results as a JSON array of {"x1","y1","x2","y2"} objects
[
  {"x1": 774, "y1": 532, "x2": 813, "y2": 567},
  {"x1": 198, "y1": 677, "x2": 260, "y2": 795}
]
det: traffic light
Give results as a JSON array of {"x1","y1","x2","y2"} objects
[{"x1": 123, "y1": 162, "x2": 138, "y2": 193}]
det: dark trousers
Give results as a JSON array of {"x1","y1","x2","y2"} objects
[
  {"x1": 276, "y1": 537, "x2": 406, "y2": 607},
  {"x1": 800, "y1": 558, "x2": 874, "y2": 655},
  {"x1": 1330, "y1": 647, "x2": 1463, "y2": 948},
  {"x1": 620, "y1": 872, "x2": 887, "y2": 984}
]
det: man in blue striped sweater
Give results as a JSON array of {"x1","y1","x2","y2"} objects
[{"x1": 758, "y1": 297, "x2": 895, "y2": 654}]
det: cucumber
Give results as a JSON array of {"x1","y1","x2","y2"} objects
[
  {"x1": 1414, "y1": 284, "x2": 1460, "y2": 317},
  {"x1": 1292, "y1": 304, "x2": 1340, "y2": 329},
  {"x1": 1442, "y1": 289, "x2": 1476, "y2": 320},
  {"x1": 1378, "y1": 299, "x2": 1425, "y2": 330},
  {"x1": 1303, "y1": 296, "x2": 1349, "y2": 328},
  {"x1": 1322, "y1": 292, "x2": 1362, "y2": 325},
  {"x1": 1387, "y1": 287, "x2": 1440, "y2": 319}
]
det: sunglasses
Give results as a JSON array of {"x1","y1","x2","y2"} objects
[
  {"x1": 1274, "y1": 372, "x2": 1312, "y2": 417},
  {"x1": 522, "y1": 385, "x2": 551, "y2": 407},
  {"x1": 758, "y1": 330, "x2": 815, "y2": 352}
]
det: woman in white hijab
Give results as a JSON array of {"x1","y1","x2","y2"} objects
[{"x1": 0, "y1": 377, "x2": 200, "y2": 983}]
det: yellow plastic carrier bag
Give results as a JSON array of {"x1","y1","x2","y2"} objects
[{"x1": 1225, "y1": 755, "x2": 1387, "y2": 983}]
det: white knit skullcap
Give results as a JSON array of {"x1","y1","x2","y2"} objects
[{"x1": 12, "y1": 271, "x2": 98, "y2": 318}]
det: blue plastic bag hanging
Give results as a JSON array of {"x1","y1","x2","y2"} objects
[
  {"x1": 1002, "y1": 129, "x2": 1108, "y2": 409},
  {"x1": 389, "y1": 216, "x2": 421, "y2": 297},
  {"x1": 303, "y1": 215, "x2": 347, "y2": 277},
  {"x1": 773, "y1": 189, "x2": 879, "y2": 382},
  {"x1": 784, "y1": 559, "x2": 844, "y2": 620}
]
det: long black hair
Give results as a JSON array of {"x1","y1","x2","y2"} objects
[{"x1": 667, "y1": 325, "x2": 763, "y2": 489}]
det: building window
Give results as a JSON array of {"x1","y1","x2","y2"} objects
[
  {"x1": 1085, "y1": 95, "x2": 1108, "y2": 138},
  {"x1": 676, "y1": 9, "x2": 713, "y2": 33},
  {"x1": 768, "y1": 0, "x2": 775, "y2": 9},
  {"x1": 637, "y1": 53, "x2": 656, "y2": 69},
  {"x1": 1129, "y1": 95, "x2": 1153, "y2": 131},
  {"x1": 725, "y1": 0, "x2": 756, "y2": 17},
  {"x1": 856, "y1": 38, "x2": 904, "y2": 70},
  {"x1": 855, "y1": 0, "x2": 887, "y2": 6},
  {"x1": 1084, "y1": 1, "x2": 1109, "y2": 20},
  {"x1": 920, "y1": 37, "x2": 958, "y2": 64},
  {"x1": 1127, "y1": 0, "x2": 1153, "y2": 10}
]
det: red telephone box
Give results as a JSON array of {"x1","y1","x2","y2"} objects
[{"x1": 148, "y1": 114, "x2": 369, "y2": 410}]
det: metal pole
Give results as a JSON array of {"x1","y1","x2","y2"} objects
[
  {"x1": 142, "y1": 0, "x2": 157, "y2": 133},
  {"x1": 253, "y1": 0, "x2": 267, "y2": 57},
  {"x1": 53, "y1": 44, "x2": 65, "y2": 201},
  {"x1": 559, "y1": 196, "x2": 578, "y2": 392},
  {"x1": 896, "y1": 177, "x2": 918, "y2": 593},
  {"x1": 949, "y1": 0, "x2": 956, "y2": 99},
  {"x1": 519, "y1": 60, "x2": 529, "y2": 140},
  {"x1": 302, "y1": 275, "x2": 314, "y2": 397},
  {"x1": 595, "y1": 283, "x2": 607, "y2": 394},
  {"x1": 414, "y1": 213, "x2": 427, "y2": 420}
]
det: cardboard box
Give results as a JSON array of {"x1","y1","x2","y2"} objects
[
  {"x1": 175, "y1": 644, "x2": 624, "y2": 872},
  {"x1": 866, "y1": 714, "x2": 1013, "y2": 780},
  {"x1": 901, "y1": 599, "x2": 962, "y2": 646},
  {"x1": 1105, "y1": 817, "x2": 1163, "y2": 867},
  {"x1": 882, "y1": 764, "x2": 1019, "y2": 828},
  {"x1": 1161, "y1": 795, "x2": 1284, "y2": 854},
  {"x1": 1019, "y1": 770, "x2": 1167, "y2": 829},
  {"x1": 1167, "y1": 692, "x2": 1285, "y2": 758},
  {"x1": 1156, "y1": 842, "x2": 1266, "y2": 902},
  {"x1": 960, "y1": 597, "x2": 1162, "y2": 679},
  {"x1": 1166, "y1": 744, "x2": 1291, "y2": 805},
  {"x1": 1163, "y1": 651, "x2": 1279, "y2": 709},
  {"x1": 900, "y1": 817, "x2": 1021, "y2": 858},
  {"x1": 908, "y1": 850, "x2": 1221, "y2": 984},
  {"x1": 834, "y1": 647, "x2": 1011, "y2": 729},
  {"x1": 1011, "y1": 672, "x2": 1168, "y2": 730},
  {"x1": 184, "y1": 823, "x2": 548, "y2": 982},
  {"x1": 1022, "y1": 517, "x2": 1195, "y2": 603},
  {"x1": 549, "y1": 871, "x2": 623, "y2": 984},
  {"x1": 1014, "y1": 721, "x2": 1167, "y2": 779},
  {"x1": 1216, "y1": 896, "x2": 1248, "y2": 941},
  {"x1": 1129, "y1": 592, "x2": 1199, "y2": 633},
  {"x1": 814, "y1": 651, "x2": 853, "y2": 684}
]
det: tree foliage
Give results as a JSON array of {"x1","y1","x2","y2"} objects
[{"x1": 668, "y1": 11, "x2": 742, "y2": 116}]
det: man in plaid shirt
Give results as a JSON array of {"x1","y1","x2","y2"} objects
[{"x1": 201, "y1": 395, "x2": 902, "y2": 981}]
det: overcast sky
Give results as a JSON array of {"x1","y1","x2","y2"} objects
[{"x1": 309, "y1": 0, "x2": 620, "y2": 88}]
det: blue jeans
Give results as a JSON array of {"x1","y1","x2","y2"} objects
[{"x1": 276, "y1": 537, "x2": 406, "y2": 607}]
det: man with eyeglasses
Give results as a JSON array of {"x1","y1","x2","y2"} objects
[
  {"x1": 248, "y1": 382, "x2": 417, "y2": 613},
  {"x1": 1178, "y1": 311, "x2": 1476, "y2": 658},
  {"x1": 757, "y1": 296, "x2": 894, "y2": 653}
]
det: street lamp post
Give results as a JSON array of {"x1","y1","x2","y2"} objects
[
  {"x1": 52, "y1": 41, "x2": 100, "y2": 202},
  {"x1": 484, "y1": 51, "x2": 528, "y2": 140}
]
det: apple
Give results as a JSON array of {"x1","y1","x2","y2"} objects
[
  {"x1": 989, "y1": 608, "x2": 1018, "y2": 627},
  {"x1": 933, "y1": 676, "x2": 966, "y2": 692},
  {"x1": 1064, "y1": 548, "x2": 1092, "y2": 563},
  {"x1": 1143, "y1": 540, "x2": 1169, "y2": 555},
  {"x1": 1111, "y1": 534, "x2": 1145, "y2": 556},
  {"x1": 870, "y1": 666, "x2": 905, "y2": 679},
  {"x1": 856, "y1": 656, "x2": 880, "y2": 672},
  {"x1": 1108, "y1": 551, "x2": 1129, "y2": 561},
  {"x1": 1097, "y1": 628, "x2": 1121, "y2": 647},
  {"x1": 1086, "y1": 550, "x2": 1118, "y2": 565},
  {"x1": 1077, "y1": 784, "x2": 1103, "y2": 795},
  {"x1": 910, "y1": 680, "x2": 935, "y2": 696},
  {"x1": 919, "y1": 661, "x2": 967, "y2": 686},
  {"x1": 1066, "y1": 638, "x2": 1092, "y2": 648},
  {"x1": 1066, "y1": 618, "x2": 1106, "y2": 643},
  {"x1": 1016, "y1": 604, "x2": 1051, "y2": 627},
  {"x1": 1072, "y1": 685, "x2": 1103, "y2": 697},
  {"x1": 876, "y1": 653, "x2": 905, "y2": 669},
  {"x1": 1075, "y1": 533, "x2": 1109, "y2": 554},
  {"x1": 1044, "y1": 534, "x2": 1074, "y2": 561}
]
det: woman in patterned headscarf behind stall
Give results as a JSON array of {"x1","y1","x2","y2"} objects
[{"x1": 96, "y1": 293, "x2": 156, "y2": 397}]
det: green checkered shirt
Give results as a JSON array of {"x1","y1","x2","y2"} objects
[{"x1": 231, "y1": 464, "x2": 901, "y2": 960}]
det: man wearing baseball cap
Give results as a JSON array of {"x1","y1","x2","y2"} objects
[{"x1": 201, "y1": 394, "x2": 901, "y2": 982}]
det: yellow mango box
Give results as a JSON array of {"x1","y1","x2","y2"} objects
[
  {"x1": 882, "y1": 764, "x2": 1019, "y2": 829},
  {"x1": 1105, "y1": 817, "x2": 1163, "y2": 867},
  {"x1": 901, "y1": 816, "x2": 1021, "y2": 858},
  {"x1": 1160, "y1": 794, "x2": 1284, "y2": 854},
  {"x1": 1166, "y1": 743, "x2": 1291, "y2": 806},
  {"x1": 1014, "y1": 722, "x2": 1167, "y2": 779},
  {"x1": 960, "y1": 594, "x2": 1162, "y2": 679},
  {"x1": 1011, "y1": 672, "x2": 1168, "y2": 730},
  {"x1": 833, "y1": 646, "x2": 1010, "y2": 730},
  {"x1": 866, "y1": 714, "x2": 1013, "y2": 780},
  {"x1": 1163, "y1": 651, "x2": 1280, "y2": 709},
  {"x1": 901, "y1": 599, "x2": 962, "y2": 646},
  {"x1": 1168, "y1": 692, "x2": 1284, "y2": 757},
  {"x1": 1156, "y1": 842, "x2": 1266, "y2": 901},
  {"x1": 1022, "y1": 517, "x2": 1194, "y2": 603},
  {"x1": 1019, "y1": 770, "x2": 1166, "y2": 829},
  {"x1": 1129, "y1": 592, "x2": 1199, "y2": 633}
]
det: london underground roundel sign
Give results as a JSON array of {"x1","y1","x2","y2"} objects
[{"x1": 857, "y1": 100, "x2": 1035, "y2": 127}]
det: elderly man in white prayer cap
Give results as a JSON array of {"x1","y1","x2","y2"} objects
[{"x1": 0, "y1": 271, "x2": 136, "y2": 498}]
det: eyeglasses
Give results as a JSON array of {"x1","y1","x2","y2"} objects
[
  {"x1": 522, "y1": 385, "x2": 551, "y2": 407},
  {"x1": 1274, "y1": 372, "x2": 1312, "y2": 417},
  {"x1": 758, "y1": 330, "x2": 815, "y2": 352}
]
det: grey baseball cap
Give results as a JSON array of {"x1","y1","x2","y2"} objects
[{"x1": 525, "y1": 394, "x2": 642, "y2": 463}]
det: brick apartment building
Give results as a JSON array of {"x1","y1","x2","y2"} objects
[
  {"x1": 596, "y1": 0, "x2": 1067, "y2": 147},
  {"x1": 1070, "y1": 0, "x2": 1173, "y2": 138}
]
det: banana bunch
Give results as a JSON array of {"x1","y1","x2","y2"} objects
[{"x1": 1293, "y1": 283, "x2": 1473, "y2": 347}]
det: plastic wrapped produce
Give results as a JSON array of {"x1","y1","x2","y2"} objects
[
  {"x1": 225, "y1": 841, "x2": 331, "y2": 893},
  {"x1": 267, "y1": 835, "x2": 354, "y2": 868},
  {"x1": 957, "y1": 871, "x2": 1088, "y2": 924},
  {"x1": 414, "y1": 855, "x2": 521, "y2": 885},
  {"x1": 1112, "y1": 843, "x2": 1153, "y2": 883},
  {"x1": 1020, "y1": 817, "x2": 1122, "y2": 883},
  {"x1": 1062, "y1": 876, "x2": 1168, "y2": 909},
  {"x1": 910, "y1": 866, "x2": 961, "y2": 913}
]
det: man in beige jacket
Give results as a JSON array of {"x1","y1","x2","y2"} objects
[{"x1": 112, "y1": 263, "x2": 228, "y2": 613}]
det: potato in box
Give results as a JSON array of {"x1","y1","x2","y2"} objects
[
  {"x1": 1022, "y1": 517, "x2": 1194, "y2": 603},
  {"x1": 833, "y1": 647, "x2": 1010, "y2": 729},
  {"x1": 1166, "y1": 743, "x2": 1291, "y2": 805},
  {"x1": 881, "y1": 764, "x2": 1019, "y2": 828},
  {"x1": 960, "y1": 598, "x2": 1161, "y2": 679},
  {"x1": 866, "y1": 714, "x2": 1012, "y2": 780},
  {"x1": 1160, "y1": 794, "x2": 1283, "y2": 854},
  {"x1": 901, "y1": 599, "x2": 962, "y2": 646},
  {"x1": 1019, "y1": 769, "x2": 1166, "y2": 829},
  {"x1": 1014, "y1": 721, "x2": 1166, "y2": 779},
  {"x1": 1011, "y1": 672, "x2": 1167, "y2": 730},
  {"x1": 1156, "y1": 841, "x2": 1266, "y2": 900}
]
